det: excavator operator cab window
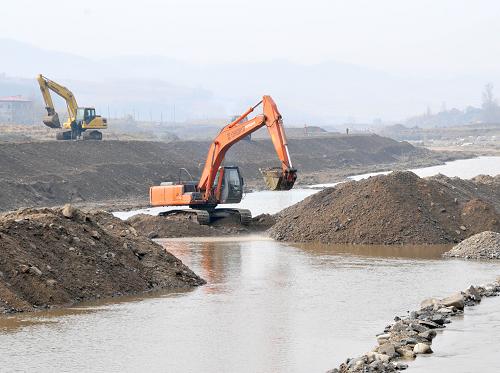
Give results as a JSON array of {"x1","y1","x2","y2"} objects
[
  {"x1": 220, "y1": 166, "x2": 244, "y2": 204},
  {"x1": 76, "y1": 108, "x2": 85, "y2": 122},
  {"x1": 84, "y1": 108, "x2": 96, "y2": 122}
]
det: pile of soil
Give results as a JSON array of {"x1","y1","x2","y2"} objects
[
  {"x1": 444, "y1": 231, "x2": 500, "y2": 259},
  {"x1": 0, "y1": 205, "x2": 205, "y2": 314},
  {"x1": 270, "y1": 172, "x2": 500, "y2": 244},
  {"x1": 128, "y1": 213, "x2": 276, "y2": 238},
  {"x1": 0, "y1": 136, "x2": 451, "y2": 212}
]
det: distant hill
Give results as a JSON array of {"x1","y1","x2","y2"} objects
[{"x1": 2, "y1": 38, "x2": 500, "y2": 124}]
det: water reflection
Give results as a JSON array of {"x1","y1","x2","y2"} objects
[
  {"x1": 294, "y1": 242, "x2": 453, "y2": 260},
  {"x1": 163, "y1": 239, "x2": 245, "y2": 291}
]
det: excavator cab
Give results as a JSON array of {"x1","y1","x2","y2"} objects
[
  {"x1": 76, "y1": 107, "x2": 96, "y2": 124},
  {"x1": 214, "y1": 166, "x2": 244, "y2": 204}
]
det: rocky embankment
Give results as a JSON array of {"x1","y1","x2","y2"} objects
[
  {"x1": 444, "y1": 231, "x2": 500, "y2": 259},
  {"x1": 0, "y1": 205, "x2": 204, "y2": 314},
  {"x1": 329, "y1": 278, "x2": 500, "y2": 373},
  {"x1": 127, "y1": 213, "x2": 276, "y2": 238},
  {"x1": 270, "y1": 172, "x2": 500, "y2": 244}
]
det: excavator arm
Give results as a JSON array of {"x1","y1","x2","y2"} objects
[
  {"x1": 36, "y1": 74, "x2": 78, "y2": 128},
  {"x1": 198, "y1": 95, "x2": 297, "y2": 199}
]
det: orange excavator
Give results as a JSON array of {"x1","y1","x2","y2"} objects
[{"x1": 150, "y1": 95, "x2": 297, "y2": 224}]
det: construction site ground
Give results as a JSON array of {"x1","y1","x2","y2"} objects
[{"x1": 0, "y1": 134, "x2": 468, "y2": 212}]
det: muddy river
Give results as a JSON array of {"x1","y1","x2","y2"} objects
[{"x1": 1, "y1": 156, "x2": 499, "y2": 372}]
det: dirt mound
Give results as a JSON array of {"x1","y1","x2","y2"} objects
[
  {"x1": 0, "y1": 136, "x2": 444, "y2": 211},
  {"x1": 0, "y1": 205, "x2": 204, "y2": 314},
  {"x1": 270, "y1": 171, "x2": 500, "y2": 244},
  {"x1": 444, "y1": 231, "x2": 500, "y2": 259},
  {"x1": 128, "y1": 213, "x2": 275, "y2": 238}
]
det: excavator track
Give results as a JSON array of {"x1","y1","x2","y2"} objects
[
  {"x1": 158, "y1": 208, "x2": 251, "y2": 226},
  {"x1": 159, "y1": 209, "x2": 211, "y2": 225},
  {"x1": 192, "y1": 209, "x2": 211, "y2": 225},
  {"x1": 236, "y1": 209, "x2": 252, "y2": 225},
  {"x1": 83, "y1": 130, "x2": 103, "y2": 140},
  {"x1": 206, "y1": 208, "x2": 252, "y2": 225}
]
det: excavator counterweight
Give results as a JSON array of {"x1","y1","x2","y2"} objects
[{"x1": 150, "y1": 96, "x2": 297, "y2": 224}]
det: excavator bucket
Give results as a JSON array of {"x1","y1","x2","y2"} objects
[
  {"x1": 42, "y1": 112, "x2": 61, "y2": 128},
  {"x1": 260, "y1": 167, "x2": 297, "y2": 191}
]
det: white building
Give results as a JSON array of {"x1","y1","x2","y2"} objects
[{"x1": 0, "y1": 96, "x2": 34, "y2": 124}]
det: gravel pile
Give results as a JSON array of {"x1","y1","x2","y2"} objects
[{"x1": 444, "y1": 231, "x2": 500, "y2": 259}]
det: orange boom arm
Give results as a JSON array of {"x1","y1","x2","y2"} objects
[{"x1": 197, "y1": 95, "x2": 295, "y2": 200}]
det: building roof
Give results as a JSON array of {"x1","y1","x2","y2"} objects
[{"x1": 0, "y1": 95, "x2": 32, "y2": 102}]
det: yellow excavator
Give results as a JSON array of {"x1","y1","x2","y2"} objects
[{"x1": 37, "y1": 74, "x2": 107, "y2": 140}]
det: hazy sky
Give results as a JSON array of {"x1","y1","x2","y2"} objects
[{"x1": 2, "y1": 0, "x2": 500, "y2": 74}]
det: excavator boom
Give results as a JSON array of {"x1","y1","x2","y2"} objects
[
  {"x1": 197, "y1": 95, "x2": 296, "y2": 199},
  {"x1": 37, "y1": 74, "x2": 78, "y2": 128}
]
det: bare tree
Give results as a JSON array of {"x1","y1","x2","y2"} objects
[
  {"x1": 481, "y1": 83, "x2": 500, "y2": 122},
  {"x1": 482, "y1": 83, "x2": 496, "y2": 108}
]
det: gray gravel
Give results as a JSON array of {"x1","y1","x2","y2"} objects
[{"x1": 444, "y1": 231, "x2": 500, "y2": 259}]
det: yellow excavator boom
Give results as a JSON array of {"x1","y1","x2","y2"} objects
[{"x1": 37, "y1": 74, "x2": 78, "y2": 129}]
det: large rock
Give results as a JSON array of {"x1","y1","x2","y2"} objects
[
  {"x1": 61, "y1": 204, "x2": 76, "y2": 219},
  {"x1": 420, "y1": 297, "x2": 440, "y2": 309},
  {"x1": 464, "y1": 285, "x2": 481, "y2": 301},
  {"x1": 378, "y1": 342, "x2": 397, "y2": 357},
  {"x1": 440, "y1": 292, "x2": 465, "y2": 310},
  {"x1": 409, "y1": 322, "x2": 428, "y2": 333},
  {"x1": 418, "y1": 330, "x2": 436, "y2": 341},
  {"x1": 413, "y1": 343, "x2": 433, "y2": 354},
  {"x1": 396, "y1": 347, "x2": 416, "y2": 359},
  {"x1": 376, "y1": 333, "x2": 391, "y2": 344}
]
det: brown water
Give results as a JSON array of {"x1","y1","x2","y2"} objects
[{"x1": 1, "y1": 238, "x2": 499, "y2": 372}]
